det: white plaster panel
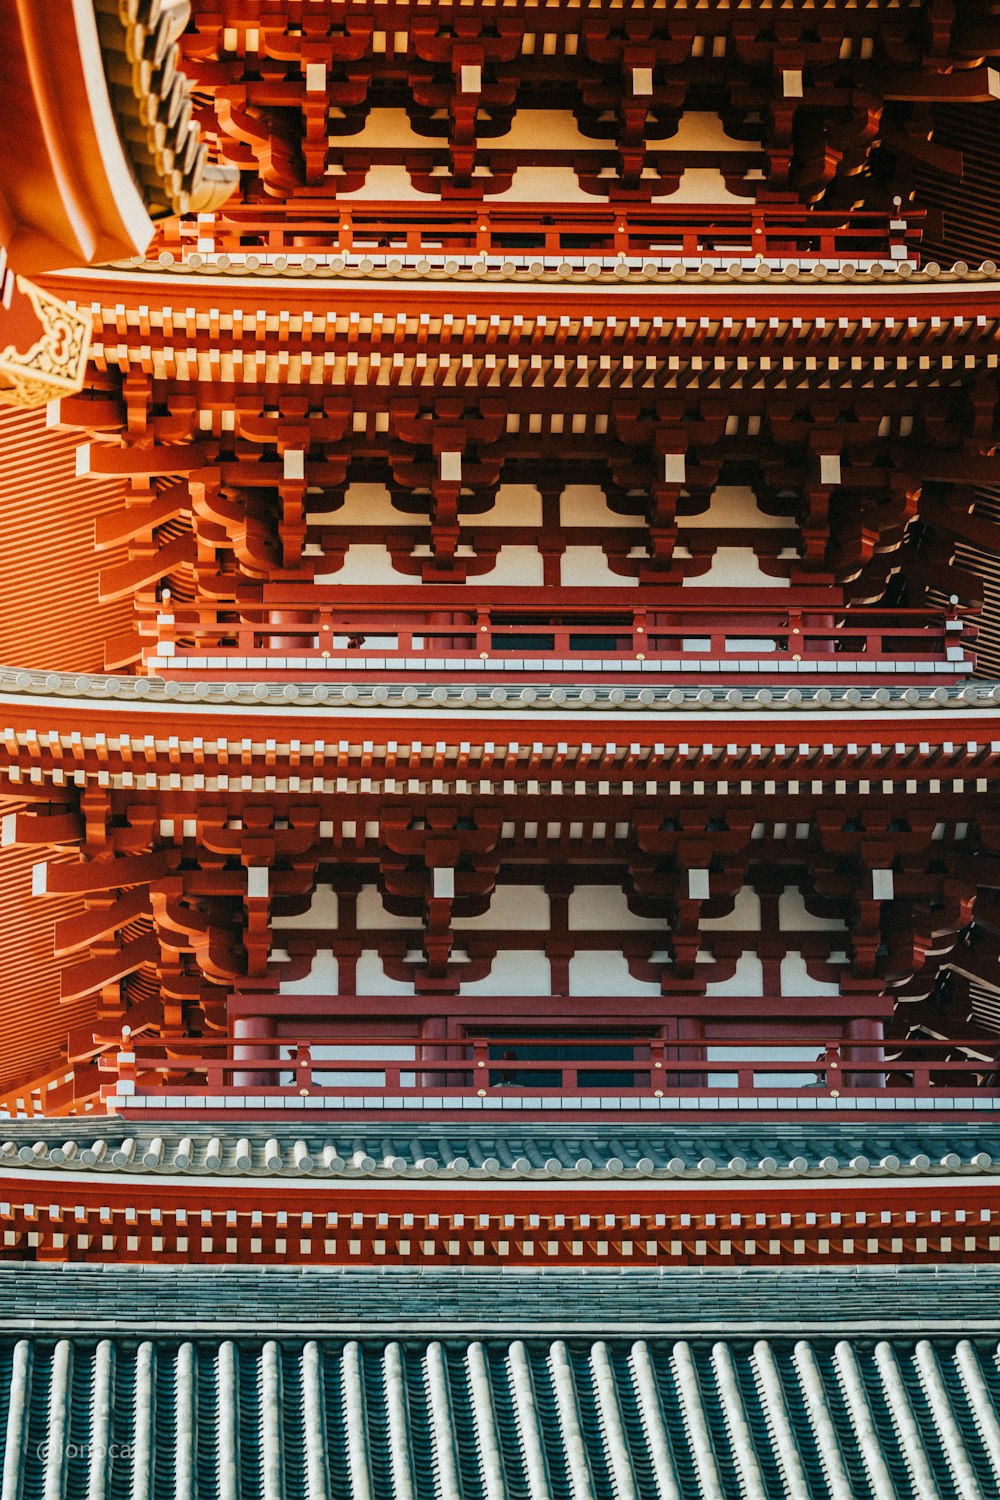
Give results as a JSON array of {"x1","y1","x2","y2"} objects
[
  {"x1": 307, "y1": 483, "x2": 409, "y2": 527},
  {"x1": 559, "y1": 485, "x2": 636, "y2": 529},
  {"x1": 476, "y1": 546, "x2": 546, "y2": 586},
  {"x1": 356, "y1": 950, "x2": 415, "y2": 995},
  {"x1": 280, "y1": 949, "x2": 338, "y2": 995},
  {"x1": 343, "y1": 108, "x2": 430, "y2": 149},
  {"x1": 493, "y1": 168, "x2": 592, "y2": 203},
  {"x1": 499, "y1": 110, "x2": 598, "y2": 151},
  {"x1": 340, "y1": 108, "x2": 746, "y2": 157},
  {"x1": 654, "y1": 167, "x2": 746, "y2": 204},
  {"x1": 685, "y1": 548, "x2": 789, "y2": 589},
  {"x1": 705, "y1": 951, "x2": 764, "y2": 996},
  {"x1": 568, "y1": 885, "x2": 663, "y2": 931},
  {"x1": 476, "y1": 486, "x2": 543, "y2": 527},
  {"x1": 315, "y1": 545, "x2": 411, "y2": 585},
  {"x1": 781, "y1": 950, "x2": 840, "y2": 996},
  {"x1": 700, "y1": 887, "x2": 761, "y2": 931},
  {"x1": 684, "y1": 485, "x2": 792, "y2": 530},
  {"x1": 667, "y1": 113, "x2": 758, "y2": 151},
  {"x1": 453, "y1": 884, "x2": 550, "y2": 930},
  {"x1": 779, "y1": 887, "x2": 846, "y2": 932},
  {"x1": 568, "y1": 951, "x2": 661, "y2": 996},
  {"x1": 273, "y1": 886, "x2": 338, "y2": 930},
  {"x1": 460, "y1": 951, "x2": 551, "y2": 995},
  {"x1": 338, "y1": 165, "x2": 424, "y2": 200},
  {"x1": 560, "y1": 547, "x2": 638, "y2": 587},
  {"x1": 356, "y1": 884, "x2": 413, "y2": 930}
]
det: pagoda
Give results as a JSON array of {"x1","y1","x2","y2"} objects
[{"x1": 1, "y1": 2, "x2": 1000, "y2": 1494}]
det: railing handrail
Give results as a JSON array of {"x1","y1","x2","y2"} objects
[
  {"x1": 151, "y1": 598, "x2": 956, "y2": 625},
  {"x1": 115, "y1": 1034, "x2": 999, "y2": 1056},
  {"x1": 147, "y1": 597, "x2": 973, "y2": 674},
  {"x1": 202, "y1": 203, "x2": 924, "y2": 228},
  {"x1": 104, "y1": 1028, "x2": 1000, "y2": 1107},
  {"x1": 154, "y1": 200, "x2": 924, "y2": 262}
]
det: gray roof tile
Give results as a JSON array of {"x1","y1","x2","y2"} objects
[{"x1": 1, "y1": 1330, "x2": 999, "y2": 1499}]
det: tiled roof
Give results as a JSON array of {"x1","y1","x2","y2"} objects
[
  {"x1": 1, "y1": 661, "x2": 995, "y2": 716},
  {"x1": 1, "y1": 1330, "x2": 998, "y2": 1499},
  {"x1": 1, "y1": 1264, "x2": 998, "y2": 1338},
  {"x1": 2, "y1": 1119, "x2": 998, "y2": 1183}
]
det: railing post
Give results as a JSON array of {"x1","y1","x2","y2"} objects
[
  {"x1": 822, "y1": 1045, "x2": 842, "y2": 1094},
  {"x1": 751, "y1": 213, "x2": 765, "y2": 260},
  {"x1": 475, "y1": 608, "x2": 491, "y2": 659},
  {"x1": 473, "y1": 1040, "x2": 488, "y2": 1094},
  {"x1": 633, "y1": 608, "x2": 648, "y2": 658},
  {"x1": 650, "y1": 1039, "x2": 666, "y2": 1093},
  {"x1": 294, "y1": 1044, "x2": 313, "y2": 1098},
  {"x1": 115, "y1": 1027, "x2": 136, "y2": 1101}
]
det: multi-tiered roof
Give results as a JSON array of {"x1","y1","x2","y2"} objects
[{"x1": 2, "y1": 3, "x2": 1000, "y2": 1495}]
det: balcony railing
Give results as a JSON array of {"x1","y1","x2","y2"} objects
[
  {"x1": 102, "y1": 1031, "x2": 1000, "y2": 1115},
  {"x1": 145, "y1": 593, "x2": 975, "y2": 682},
  {"x1": 154, "y1": 202, "x2": 922, "y2": 270}
]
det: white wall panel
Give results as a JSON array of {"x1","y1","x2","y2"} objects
[
  {"x1": 453, "y1": 885, "x2": 550, "y2": 930},
  {"x1": 460, "y1": 951, "x2": 551, "y2": 995},
  {"x1": 568, "y1": 885, "x2": 663, "y2": 931},
  {"x1": 560, "y1": 547, "x2": 638, "y2": 586},
  {"x1": 685, "y1": 548, "x2": 790, "y2": 589},
  {"x1": 568, "y1": 951, "x2": 661, "y2": 996},
  {"x1": 705, "y1": 951, "x2": 764, "y2": 996}
]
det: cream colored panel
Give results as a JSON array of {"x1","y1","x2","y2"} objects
[
  {"x1": 559, "y1": 486, "x2": 636, "y2": 529},
  {"x1": 281, "y1": 950, "x2": 338, "y2": 994},
  {"x1": 705, "y1": 951, "x2": 764, "y2": 996},
  {"x1": 308, "y1": 484, "x2": 410, "y2": 527},
  {"x1": 477, "y1": 546, "x2": 546, "y2": 585},
  {"x1": 654, "y1": 167, "x2": 747, "y2": 205},
  {"x1": 668, "y1": 112, "x2": 759, "y2": 151},
  {"x1": 701, "y1": 887, "x2": 761, "y2": 931},
  {"x1": 561, "y1": 547, "x2": 638, "y2": 587},
  {"x1": 338, "y1": 165, "x2": 425, "y2": 200},
  {"x1": 779, "y1": 886, "x2": 846, "y2": 932},
  {"x1": 344, "y1": 108, "x2": 431, "y2": 149},
  {"x1": 453, "y1": 884, "x2": 550, "y2": 930},
  {"x1": 460, "y1": 951, "x2": 551, "y2": 995},
  {"x1": 493, "y1": 168, "x2": 593, "y2": 203},
  {"x1": 684, "y1": 486, "x2": 792, "y2": 530},
  {"x1": 685, "y1": 548, "x2": 789, "y2": 589},
  {"x1": 356, "y1": 950, "x2": 415, "y2": 994},
  {"x1": 568, "y1": 885, "x2": 663, "y2": 931},
  {"x1": 274, "y1": 886, "x2": 338, "y2": 930},
  {"x1": 568, "y1": 951, "x2": 661, "y2": 996},
  {"x1": 501, "y1": 111, "x2": 598, "y2": 151},
  {"x1": 477, "y1": 486, "x2": 543, "y2": 527},
  {"x1": 357, "y1": 884, "x2": 414, "y2": 930},
  {"x1": 315, "y1": 545, "x2": 411, "y2": 584},
  {"x1": 781, "y1": 951, "x2": 840, "y2": 996}
]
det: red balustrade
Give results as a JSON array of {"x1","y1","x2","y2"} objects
[
  {"x1": 102, "y1": 1030, "x2": 1000, "y2": 1110},
  {"x1": 146, "y1": 591, "x2": 975, "y2": 682},
  {"x1": 154, "y1": 202, "x2": 922, "y2": 266}
]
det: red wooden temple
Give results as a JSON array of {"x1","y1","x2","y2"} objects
[{"x1": 2, "y1": 3, "x2": 1000, "y2": 1493}]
